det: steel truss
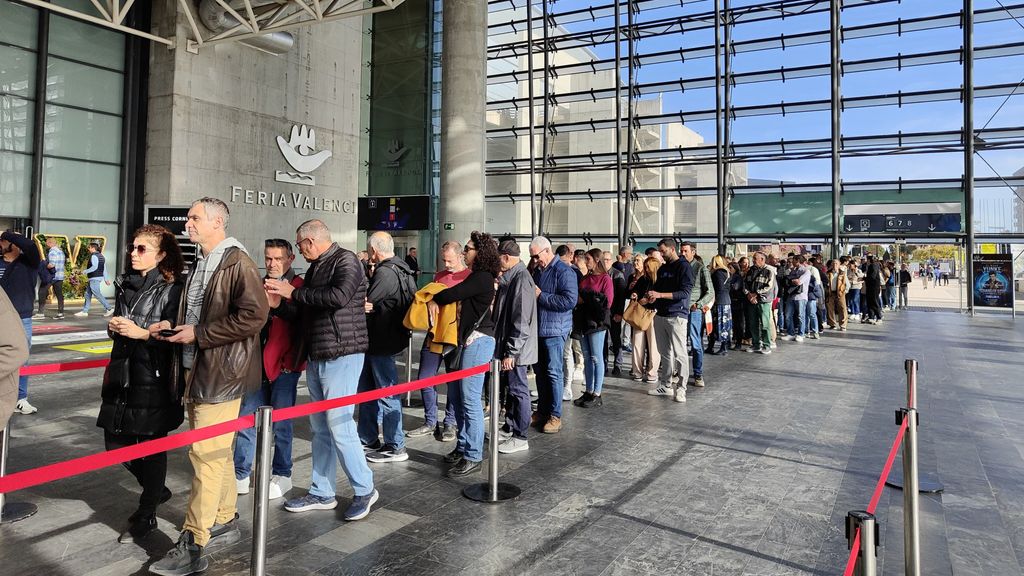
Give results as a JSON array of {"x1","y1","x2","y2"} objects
[{"x1": 12, "y1": 0, "x2": 405, "y2": 51}]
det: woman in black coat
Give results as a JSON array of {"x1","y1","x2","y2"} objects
[{"x1": 98, "y1": 224, "x2": 184, "y2": 544}]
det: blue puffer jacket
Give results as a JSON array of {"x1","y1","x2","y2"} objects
[{"x1": 532, "y1": 258, "x2": 578, "y2": 338}]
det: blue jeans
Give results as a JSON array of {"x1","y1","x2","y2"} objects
[
  {"x1": 19, "y1": 318, "x2": 31, "y2": 400},
  {"x1": 580, "y1": 330, "x2": 607, "y2": 395},
  {"x1": 357, "y1": 354, "x2": 404, "y2": 451},
  {"x1": 418, "y1": 348, "x2": 455, "y2": 427},
  {"x1": 688, "y1": 309, "x2": 704, "y2": 377},
  {"x1": 535, "y1": 334, "x2": 567, "y2": 419},
  {"x1": 847, "y1": 288, "x2": 861, "y2": 316},
  {"x1": 234, "y1": 371, "x2": 300, "y2": 479},
  {"x1": 785, "y1": 299, "x2": 806, "y2": 336},
  {"x1": 805, "y1": 300, "x2": 819, "y2": 334},
  {"x1": 448, "y1": 335, "x2": 494, "y2": 463},
  {"x1": 885, "y1": 286, "x2": 896, "y2": 308},
  {"x1": 82, "y1": 278, "x2": 111, "y2": 312},
  {"x1": 306, "y1": 354, "x2": 374, "y2": 499}
]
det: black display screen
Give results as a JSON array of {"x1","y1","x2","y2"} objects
[{"x1": 357, "y1": 196, "x2": 430, "y2": 231}]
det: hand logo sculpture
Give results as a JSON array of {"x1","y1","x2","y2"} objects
[
  {"x1": 275, "y1": 124, "x2": 332, "y2": 186},
  {"x1": 384, "y1": 138, "x2": 409, "y2": 167}
]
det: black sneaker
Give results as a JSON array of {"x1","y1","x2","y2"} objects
[
  {"x1": 611, "y1": 366, "x2": 621, "y2": 376},
  {"x1": 207, "y1": 513, "x2": 240, "y2": 549},
  {"x1": 580, "y1": 394, "x2": 603, "y2": 408},
  {"x1": 442, "y1": 449, "x2": 464, "y2": 464},
  {"x1": 362, "y1": 439, "x2": 384, "y2": 453},
  {"x1": 118, "y1": 513, "x2": 156, "y2": 544},
  {"x1": 446, "y1": 459, "x2": 481, "y2": 478},
  {"x1": 572, "y1": 392, "x2": 594, "y2": 407},
  {"x1": 440, "y1": 424, "x2": 456, "y2": 442},
  {"x1": 366, "y1": 446, "x2": 410, "y2": 463},
  {"x1": 149, "y1": 531, "x2": 208, "y2": 576}
]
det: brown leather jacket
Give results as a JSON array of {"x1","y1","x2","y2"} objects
[{"x1": 178, "y1": 247, "x2": 269, "y2": 404}]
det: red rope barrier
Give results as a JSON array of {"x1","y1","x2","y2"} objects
[
  {"x1": 20, "y1": 358, "x2": 111, "y2": 376},
  {"x1": 0, "y1": 362, "x2": 489, "y2": 494},
  {"x1": 841, "y1": 414, "x2": 910, "y2": 576}
]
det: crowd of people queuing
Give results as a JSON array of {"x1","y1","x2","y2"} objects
[{"x1": 0, "y1": 199, "x2": 914, "y2": 576}]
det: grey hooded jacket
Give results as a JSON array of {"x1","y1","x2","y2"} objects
[{"x1": 492, "y1": 261, "x2": 539, "y2": 366}]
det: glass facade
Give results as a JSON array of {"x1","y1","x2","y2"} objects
[
  {"x1": 0, "y1": 0, "x2": 135, "y2": 281},
  {"x1": 481, "y1": 0, "x2": 1024, "y2": 253}
]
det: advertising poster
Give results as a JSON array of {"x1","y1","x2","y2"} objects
[{"x1": 972, "y1": 254, "x2": 1014, "y2": 309}]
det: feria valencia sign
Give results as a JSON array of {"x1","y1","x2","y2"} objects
[{"x1": 227, "y1": 123, "x2": 355, "y2": 214}]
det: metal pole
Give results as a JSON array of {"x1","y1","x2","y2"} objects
[
  {"x1": 463, "y1": 360, "x2": 521, "y2": 503},
  {"x1": 903, "y1": 361, "x2": 921, "y2": 576},
  {"x1": 405, "y1": 334, "x2": 413, "y2": 407},
  {"x1": 250, "y1": 407, "x2": 273, "y2": 576},
  {"x1": 846, "y1": 511, "x2": 878, "y2": 576},
  {"x1": 526, "y1": 0, "x2": 538, "y2": 237},
  {"x1": 723, "y1": 0, "x2": 732, "y2": 248},
  {"x1": 623, "y1": 0, "x2": 635, "y2": 245},
  {"x1": 964, "y1": 0, "x2": 975, "y2": 316},
  {"x1": 614, "y1": 0, "x2": 625, "y2": 247},
  {"x1": 538, "y1": 0, "x2": 551, "y2": 235},
  {"x1": 714, "y1": 0, "x2": 725, "y2": 255},
  {"x1": 0, "y1": 422, "x2": 38, "y2": 524},
  {"x1": 830, "y1": 0, "x2": 842, "y2": 257}
]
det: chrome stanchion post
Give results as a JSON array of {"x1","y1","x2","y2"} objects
[
  {"x1": 463, "y1": 360, "x2": 521, "y2": 503},
  {"x1": 903, "y1": 361, "x2": 921, "y2": 576},
  {"x1": 250, "y1": 407, "x2": 273, "y2": 576},
  {"x1": 405, "y1": 334, "x2": 413, "y2": 407},
  {"x1": 0, "y1": 422, "x2": 38, "y2": 524},
  {"x1": 846, "y1": 511, "x2": 878, "y2": 576}
]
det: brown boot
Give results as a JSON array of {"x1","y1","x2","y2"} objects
[
  {"x1": 530, "y1": 412, "x2": 542, "y2": 428},
  {"x1": 542, "y1": 416, "x2": 562, "y2": 434}
]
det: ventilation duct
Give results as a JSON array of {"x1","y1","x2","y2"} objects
[{"x1": 198, "y1": 0, "x2": 295, "y2": 54}]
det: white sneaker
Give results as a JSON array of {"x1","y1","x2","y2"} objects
[
  {"x1": 269, "y1": 475, "x2": 292, "y2": 500},
  {"x1": 32, "y1": 313, "x2": 45, "y2": 320},
  {"x1": 647, "y1": 384, "x2": 673, "y2": 396},
  {"x1": 15, "y1": 399, "x2": 37, "y2": 414},
  {"x1": 530, "y1": 389, "x2": 539, "y2": 398},
  {"x1": 103, "y1": 308, "x2": 115, "y2": 317},
  {"x1": 673, "y1": 386, "x2": 686, "y2": 403},
  {"x1": 759, "y1": 347, "x2": 772, "y2": 355},
  {"x1": 73, "y1": 311, "x2": 89, "y2": 317},
  {"x1": 795, "y1": 336, "x2": 805, "y2": 343},
  {"x1": 498, "y1": 437, "x2": 529, "y2": 454},
  {"x1": 236, "y1": 476, "x2": 250, "y2": 495},
  {"x1": 562, "y1": 387, "x2": 573, "y2": 401},
  {"x1": 770, "y1": 342, "x2": 777, "y2": 349},
  {"x1": 781, "y1": 335, "x2": 795, "y2": 341}
]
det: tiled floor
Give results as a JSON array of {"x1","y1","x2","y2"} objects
[{"x1": 2, "y1": 310, "x2": 1023, "y2": 575}]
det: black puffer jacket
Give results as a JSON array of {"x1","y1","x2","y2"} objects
[
  {"x1": 97, "y1": 269, "x2": 184, "y2": 436},
  {"x1": 572, "y1": 289, "x2": 610, "y2": 338},
  {"x1": 294, "y1": 243, "x2": 369, "y2": 360}
]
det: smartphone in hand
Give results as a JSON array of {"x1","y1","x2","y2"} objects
[{"x1": 159, "y1": 329, "x2": 178, "y2": 338}]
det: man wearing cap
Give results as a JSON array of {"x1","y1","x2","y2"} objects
[{"x1": 492, "y1": 240, "x2": 538, "y2": 453}]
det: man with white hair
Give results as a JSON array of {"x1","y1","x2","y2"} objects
[
  {"x1": 266, "y1": 220, "x2": 379, "y2": 523},
  {"x1": 151, "y1": 197, "x2": 268, "y2": 576},
  {"x1": 529, "y1": 236, "x2": 577, "y2": 434},
  {"x1": 359, "y1": 231, "x2": 416, "y2": 463}
]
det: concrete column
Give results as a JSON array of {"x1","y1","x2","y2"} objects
[{"x1": 438, "y1": 0, "x2": 487, "y2": 251}]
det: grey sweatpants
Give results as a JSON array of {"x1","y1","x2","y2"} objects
[{"x1": 653, "y1": 315, "x2": 689, "y2": 388}]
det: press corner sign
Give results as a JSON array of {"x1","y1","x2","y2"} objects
[{"x1": 972, "y1": 254, "x2": 1014, "y2": 309}]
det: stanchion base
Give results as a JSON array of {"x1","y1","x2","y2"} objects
[
  {"x1": 1, "y1": 502, "x2": 38, "y2": 523},
  {"x1": 885, "y1": 469, "x2": 944, "y2": 493},
  {"x1": 463, "y1": 482, "x2": 522, "y2": 504}
]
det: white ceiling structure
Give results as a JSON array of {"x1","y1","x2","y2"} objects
[{"x1": 15, "y1": 0, "x2": 406, "y2": 51}]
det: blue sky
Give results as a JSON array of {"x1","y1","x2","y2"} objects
[{"x1": 498, "y1": 0, "x2": 1024, "y2": 211}]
